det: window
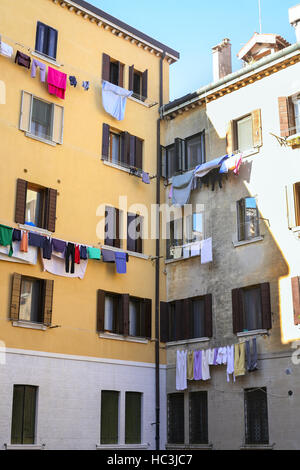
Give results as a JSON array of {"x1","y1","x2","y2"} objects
[
  {"x1": 185, "y1": 132, "x2": 206, "y2": 170},
  {"x1": 35, "y1": 22, "x2": 58, "y2": 59},
  {"x1": 237, "y1": 197, "x2": 259, "y2": 242},
  {"x1": 278, "y1": 96, "x2": 298, "y2": 138},
  {"x1": 15, "y1": 179, "x2": 57, "y2": 232},
  {"x1": 129, "y1": 66, "x2": 148, "y2": 101},
  {"x1": 236, "y1": 115, "x2": 253, "y2": 152},
  {"x1": 160, "y1": 294, "x2": 212, "y2": 343},
  {"x1": 19, "y1": 91, "x2": 64, "y2": 145},
  {"x1": 166, "y1": 218, "x2": 184, "y2": 260},
  {"x1": 97, "y1": 290, "x2": 151, "y2": 339},
  {"x1": 10, "y1": 274, "x2": 54, "y2": 326},
  {"x1": 101, "y1": 391, "x2": 119, "y2": 444},
  {"x1": 189, "y1": 392, "x2": 208, "y2": 445},
  {"x1": 11, "y1": 385, "x2": 37, "y2": 445},
  {"x1": 105, "y1": 206, "x2": 122, "y2": 248},
  {"x1": 168, "y1": 393, "x2": 184, "y2": 444},
  {"x1": 102, "y1": 124, "x2": 143, "y2": 171},
  {"x1": 291, "y1": 276, "x2": 300, "y2": 326},
  {"x1": 127, "y1": 213, "x2": 143, "y2": 254},
  {"x1": 166, "y1": 212, "x2": 204, "y2": 260},
  {"x1": 104, "y1": 293, "x2": 123, "y2": 335},
  {"x1": 102, "y1": 54, "x2": 124, "y2": 88},
  {"x1": 226, "y1": 110, "x2": 262, "y2": 154},
  {"x1": 293, "y1": 183, "x2": 300, "y2": 227},
  {"x1": 232, "y1": 283, "x2": 272, "y2": 334},
  {"x1": 245, "y1": 388, "x2": 269, "y2": 445},
  {"x1": 125, "y1": 392, "x2": 142, "y2": 444},
  {"x1": 19, "y1": 277, "x2": 44, "y2": 323}
]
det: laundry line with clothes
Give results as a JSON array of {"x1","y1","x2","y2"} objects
[
  {"x1": 0, "y1": 223, "x2": 130, "y2": 277},
  {"x1": 176, "y1": 338, "x2": 258, "y2": 391},
  {"x1": 169, "y1": 237, "x2": 213, "y2": 264},
  {"x1": 169, "y1": 152, "x2": 244, "y2": 207}
]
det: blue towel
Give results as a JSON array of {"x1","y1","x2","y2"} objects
[
  {"x1": 114, "y1": 251, "x2": 127, "y2": 274},
  {"x1": 172, "y1": 170, "x2": 195, "y2": 206},
  {"x1": 142, "y1": 171, "x2": 150, "y2": 184}
]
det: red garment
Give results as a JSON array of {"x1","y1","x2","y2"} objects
[
  {"x1": 74, "y1": 245, "x2": 80, "y2": 264},
  {"x1": 47, "y1": 66, "x2": 67, "y2": 99}
]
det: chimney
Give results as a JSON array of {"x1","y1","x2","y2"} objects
[
  {"x1": 212, "y1": 38, "x2": 232, "y2": 82},
  {"x1": 289, "y1": 5, "x2": 300, "y2": 42}
]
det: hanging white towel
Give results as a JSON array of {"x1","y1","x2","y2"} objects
[
  {"x1": 201, "y1": 237, "x2": 213, "y2": 264},
  {"x1": 0, "y1": 242, "x2": 37, "y2": 265},
  {"x1": 201, "y1": 349, "x2": 211, "y2": 381},
  {"x1": 42, "y1": 249, "x2": 88, "y2": 279},
  {"x1": 208, "y1": 348, "x2": 215, "y2": 365},
  {"x1": 226, "y1": 345, "x2": 236, "y2": 383},
  {"x1": 102, "y1": 80, "x2": 133, "y2": 121},
  {"x1": 0, "y1": 41, "x2": 13, "y2": 58},
  {"x1": 216, "y1": 347, "x2": 227, "y2": 365},
  {"x1": 176, "y1": 350, "x2": 187, "y2": 391}
]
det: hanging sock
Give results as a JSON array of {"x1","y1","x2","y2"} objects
[
  {"x1": 142, "y1": 171, "x2": 150, "y2": 184},
  {"x1": 82, "y1": 81, "x2": 90, "y2": 91},
  {"x1": 69, "y1": 76, "x2": 77, "y2": 87}
]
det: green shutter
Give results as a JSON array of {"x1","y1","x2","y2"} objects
[
  {"x1": 125, "y1": 392, "x2": 141, "y2": 444},
  {"x1": 101, "y1": 391, "x2": 119, "y2": 444}
]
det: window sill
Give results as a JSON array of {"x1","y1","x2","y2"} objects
[
  {"x1": 232, "y1": 236, "x2": 264, "y2": 248},
  {"x1": 12, "y1": 321, "x2": 47, "y2": 331},
  {"x1": 240, "y1": 147, "x2": 260, "y2": 158},
  {"x1": 101, "y1": 244, "x2": 149, "y2": 261},
  {"x1": 165, "y1": 443, "x2": 213, "y2": 450},
  {"x1": 237, "y1": 329, "x2": 268, "y2": 338},
  {"x1": 128, "y1": 95, "x2": 153, "y2": 108},
  {"x1": 99, "y1": 332, "x2": 149, "y2": 344},
  {"x1": 240, "y1": 444, "x2": 274, "y2": 450},
  {"x1": 166, "y1": 337, "x2": 210, "y2": 348},
  {"x1": 18, "y1": 224, "x2": 53, "y2": 237},
  {"x1": 165, "y1": 254, "x2": 200, "y2": 264},
  {"x1": 31, "y1": 51, "x2": 61, "y2": 67},
  {"x1": 25, "y1": 132, "x2": 57, "y2": 147},
  {"x1": 4, "y1": 444, "x2": 45, "y2": 450},
  {"x1": 96, "y1": 444, "x2": 149, "y2": 450}
]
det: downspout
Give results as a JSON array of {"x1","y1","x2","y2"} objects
[{"x1": 155, "y1": 50, "x2": 165, "y2": 451}]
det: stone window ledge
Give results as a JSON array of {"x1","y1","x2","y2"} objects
[
  {"x1": 18, "y1": 224, "x2": 53, "y2": 237},
  {"x1": 96, "y1": 444, "x2": 149, "y2": 450},
  {"x1": 25, "y1": 132, "x2": 57, "y2": 147},
  {"x1": 233, "y1": 236, "x2": 264, "y2": 248},
  {"x1": 237, "y1": 329, "x2": 268, "y2": 338},
  {"x1": 240, "y1": 444, "x2": 274, "y2": 450},
  {"x1": 31, "y1": 50, "x2": 61, "y2": 67},
  {"x1": 166, "y1": 337, "x2": 210, "y2": 348},
  {"x1": 12, "y1": 321, "x2": 47, "y2": 331},
  {"x1": 4, "y1": 444, "x2": 45, "y2": 450},
  {"x1": 165, "y1": 443, "x2": 213, "y2": 450},
  {"x1": 99, "y1": 332, "x2": 149, "y2": 344}
]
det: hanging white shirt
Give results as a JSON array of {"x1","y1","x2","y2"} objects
[
  {"x1": 0, "y1": 41, "x2": 13, "y2": 58},
  {"x1": 201, "y1": 349, "x2": 211, "y2": 381},
  {"x1": 226, "y1": 345, "x2": 236, "y2": 383},
  {"x1": 176, "y1": 350, "x2": 187, "y2": 391},
  {"x1": 201, "y1": 237, "x2": 213, "y2": 264}
]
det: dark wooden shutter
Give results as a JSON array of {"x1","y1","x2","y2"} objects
[
  {"x1": 129, "y1": 135, "x2": 136, "y2": 167},
  {"x1": 278, "y1": 97, "x2": 296, "y2": 137},
  {"x1": 127, "y1": 213, "x2": 136, "y2": 252},
  {"x1": 174, "y1": 138, "x2": 182, "y2": 173},
  {"x1": 226, "y1": 120, "x2": 235, "y2": 154},
  {"x1": 135, "y1": 137, "x2": 143, "y2": 170},
  {"x1": 291, "y1": 277, "x2": 300, "y2": 325},
  {"x1": 97, "y1": 290, "x2": 106, "y2": 332},
  {"x1": 122, "y1": 294, "x2": 130, "y2": 336},
  {"x1": 232, "y1": 288, "x2": 243, "y2": 334},
  {"x1": 142, "y1": 69, "x2": 148, "y2": 100},
  {"x1": 102, "y1": 123, "x2": 110, "y2": 159},
  {"x1": 260, "y1": 282, "x2": 272, "y2": 330},
  {"x1": 43, "y1": 279, "x2": 54, "y2": 326},
  {"x1": 10, "y1": 273, "x2": 22, "y2": 321},
  {"x1": 105, "y1": 206, "x2": 115, "y2": 247},
  {"x1": 129, "y1": 65, "x2": 134, "y2": 91},
  {"x1": 160, "y1": 301, "x2": 169, "y2": 343},
  {"x1": 136, "y1": 215, "x2": 143, "y2": 254},
  {"x1": 15, "y1": 179, "x2": 27, "y2": 224},
  {"x1": 115, "y1": 208, "x2": 121, "y2": 249},
  {"x1": 143, "y1": 298, "x2": 152, "y2": 339},
  {"x1": 118, "y1": 62, "x2": 124, "y2": 88},
  {"x1": 46, "y1": 188, "x2": 57, "y2": 233},
  {"x1": 102, "y1": 53, "x2": 110, "y2": 82},
  {"x1": 204, "y1": 294, "x2": 213, "y2": 338},
  {"x1": 183, "y1": 299, "x2": 191, "y2": 340},
  {"x1": 252, "y1": 109, "x2": 262, "y2": 148}
]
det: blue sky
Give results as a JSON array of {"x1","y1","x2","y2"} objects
[{"x1": 88, "y1": 0, "x2": 298, "y2": 101}]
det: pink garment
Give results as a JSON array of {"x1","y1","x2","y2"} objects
[
  {"x1": 47, "y1": 67, "x2": 67, "y2": 99},
  {"x1": 234, "y1": 156, "x2": 242, "y2": 175}
]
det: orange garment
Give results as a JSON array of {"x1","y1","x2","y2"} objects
[{"x1": 20, "y1": 231, "x2": 28, "y2": 252}]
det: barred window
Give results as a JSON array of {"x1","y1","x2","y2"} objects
[
  {"x1": 244, "y1": 388, "x2": 269, "y2": 445},
  {"x1": 189, "y1": 391, "x2": 208, "y2": 444},
  {"x1": 167, "y1": 393, "x2": 184, "y2": 444}
]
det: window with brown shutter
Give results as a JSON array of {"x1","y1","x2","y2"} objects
[
  {"x1": 102, "y1": 54, "x2": 124, "y2": 88},
  {"x1": 43, "y1": 279, "x2": 54, "y2": 326},
  {"x1": 128, "y1": 67, "x2": 148, "y2": 102},
  {"x1": 291, "y1": 277, "x2": 300, "y2": 325},
  {"x1": 102, "y1": 123, "x2": 110, "y2": 159},
  {"x1": 105, "y1": 206, "x2": 122, "y2": 248},
  {"x1": 127, "y1": 213, "x2": 143, "y2": 254},
  {"x1": 15, "y1": 180, "x2": 57, "y2": 232},
  {"x1": 10, "y1": 273, "x2": 22, "y2": 321},
  {"x1": 227, "y1": 110, "x2": 262, "y2": 153},
  {"x1": 278, "y1": 96, "x2": 296, "y2": 137},
  {"x1": 97, "y1": 289, "x2": 106, "y2": 332},
  {"x1": 102, "y1": 53, "x2": 110, "y2": 82}
]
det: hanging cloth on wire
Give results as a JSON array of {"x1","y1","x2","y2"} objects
[
  {"x1": 102, "y1": 80, "x2": 133, "y2": 121},
  {"x1": 47, "y1": 66, "x2": 67, "y2": 99}
]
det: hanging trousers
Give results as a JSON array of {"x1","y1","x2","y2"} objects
[{"x1": 65, "y1": 242, "x2": 75, "y2": 274}]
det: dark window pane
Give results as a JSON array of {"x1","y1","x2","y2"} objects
[
  {"x1": 125, "y1": 392, "x2": 142, "y2": 444},
  {"x1": 129, "y1": 299, "x2": 144, "y2": 337},
  {"x1": 11, "y1": 385, "x2": 37, "y2": 445},
  {"x1": 104, "y1": 294, "x2": 122, "y2": 335},
  {"x1": 168, "y1": 393, "x2": 184, "y2": 444},
  {"x1": 110, "y1": 62, "x2": 119, "y2": 86},
  {"x1": 245, "y1": 388, "x2": 269, "y2": 445},
  {"x1": 133, "y1": 72, "x2": 141, "y2": 96},
  {"x1": 31, "y1": 98, "x2": 53, "y2": 141},
  {"x1": 242, "y1": 287, "x2": 262, "y2": 331},
  {"x1": 101, "y1": 391, "x2": 119, "y2": 444},
  {"x1": 185, "y1": 133, "x2": 205, "y2": 170},
  {"x1": 238, "y1": 198, "x2": 259, "y2": 241},
  {"x1": 189, "y1": 391, "x2": 208, "y2": 444},
  {"x1": 191, "y1": 299, "x2": 206, "y2": 338}
]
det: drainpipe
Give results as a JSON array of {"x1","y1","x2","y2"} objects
[{"x1": 155, "y1": 50, "x2": 165, "y2": 451}]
